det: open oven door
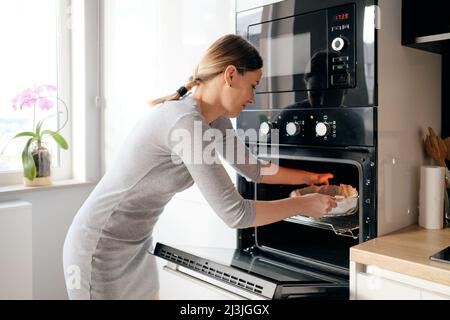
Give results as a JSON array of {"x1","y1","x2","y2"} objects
[{"x1": 150, "y1": 243, "x2": 348, "y2": 300}]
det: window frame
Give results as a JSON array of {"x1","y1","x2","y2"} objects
[{"x1": 0, "y1": 0, "x2": 73, "y2": 187}]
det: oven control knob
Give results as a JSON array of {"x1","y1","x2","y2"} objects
[
  {"x1": 331, "y1": 37, "x2": 347, "y2": 52},
  {"x1": 316, "y1": 122, "x2": 331, "y2": 137},
  {"x1": 286, "y1": 122, "x2": 301, "y2": 136},
  {"x1": 259, "y1": 121, "x2": 274, "y2": 136}
]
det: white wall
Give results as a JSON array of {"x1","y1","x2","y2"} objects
[{"x1": 377, "y1": 0, "x2": 442, "y2": 235}]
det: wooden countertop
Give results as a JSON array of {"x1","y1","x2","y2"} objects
[{"x1": 350, "y1": 225, "x2": 450, "y2": 286}]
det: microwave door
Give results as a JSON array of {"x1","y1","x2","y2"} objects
[
  {"x1": 249, "y1": 10, "x2": 328, "y2": 93},
  {"x1": 150, "y1": 243, "x2": 348, "y2": 300}
]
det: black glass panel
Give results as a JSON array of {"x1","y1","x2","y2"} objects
[
  {"x1": 249, "y1": 10, "x2": 328, "y2": 93},
  {"x1": 256, "y1": 221, "x2": 357, "y2": 269},
  {"x1": 237, "y1": 0, "x2": 376, "y2": 107}
]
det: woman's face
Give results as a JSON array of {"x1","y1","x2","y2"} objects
[{"x1": 221, "y1": 67, "x2": 262, "y2": 118}]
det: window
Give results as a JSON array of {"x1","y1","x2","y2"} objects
[
  {"x1": 0, "y1": 0, "x2": 71, "y2": 186},
  {"x1": 103, "y1": 0, "x2": 235, "y2": 168}
]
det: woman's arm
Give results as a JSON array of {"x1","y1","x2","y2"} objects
[
  {"x1": 260, "y1": 162, "x2": 333, "y2": 185},
  {"x1": 252, "y1": 193, "x2": 336, "y2": 227},
  {"x1": 210, "y1": 117, "x2": 263, "y2": 182},
  {"x1": 210, "y1": 118, "x2": 333, "y2": 186}
]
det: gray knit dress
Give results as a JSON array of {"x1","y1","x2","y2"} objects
[{"x1": 62, "y1": 95, "x2": 262, "y2": 299}]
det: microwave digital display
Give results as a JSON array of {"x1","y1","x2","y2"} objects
[{"x1": 334, "y1": 13, "x2": 349, "y2": 21}]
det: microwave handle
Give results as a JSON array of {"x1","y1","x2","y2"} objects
[{"x1": 163, "y1": 262, "x2": 267, "y2": 300}]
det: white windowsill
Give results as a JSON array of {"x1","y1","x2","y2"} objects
[{"x1": 0, "y1": 180, "x2": 97, "y2": 196}]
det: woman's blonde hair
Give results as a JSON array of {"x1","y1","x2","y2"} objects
[{"x1": 148, "y1": 34, "x2": 263, "y2": 107}]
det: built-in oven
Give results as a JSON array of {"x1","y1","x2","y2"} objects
[{"x1": 151, "y1": 0, "x2": 378, "y2": 300}]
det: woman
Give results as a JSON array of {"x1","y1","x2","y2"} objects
[{"x1": 63, "y1": 34, "x2": 336, "y2": 300}]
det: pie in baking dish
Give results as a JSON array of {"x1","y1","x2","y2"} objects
[{"x1": 289, "y1": 184, "x2": 358, "y2": 198}]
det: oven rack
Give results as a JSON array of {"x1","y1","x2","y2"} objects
[{"x1": 285, "y1": 214, "x2": 359, "y2": 239}]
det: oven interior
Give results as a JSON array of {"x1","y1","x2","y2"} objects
[{"x1": 253, "y1": 157, "x2": 362, "y2": 271}]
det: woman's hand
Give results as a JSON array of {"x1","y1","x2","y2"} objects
[
  {"x1": 304, "y1": 172, "x2": 334, "y2": 186},
  {"x1": 295, "y1": 193, "x2": 337, "y2": 218},
  {"x1": 253, "y1": 193, "x2": 338, "y2": 227}
]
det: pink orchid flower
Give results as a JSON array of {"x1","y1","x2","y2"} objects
[
  {"x1": 38, "y1": 97, "x2": 54, "y2": 110},
  {"x1": 11, "y1": 84, "x2": 57, "y2": 111}
]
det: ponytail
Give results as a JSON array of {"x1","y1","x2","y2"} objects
[{"x1": 147, "y1": 76, "x2": 199, "y2": 107}]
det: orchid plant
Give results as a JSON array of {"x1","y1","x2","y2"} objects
[{"x1": 10, "y1": 84, "x2": 69, "y2": 181}]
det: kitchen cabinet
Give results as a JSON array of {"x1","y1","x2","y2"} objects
[
  {"x1": 350, "y1": 225, "x2": 450, "y2": 300},
  {"x1": 421, "y1": 290, "x2": 450, "y2": 300},
  {"x1": 350, "y1": 263, "x2": 450, "y2": 300},
  {"x1": 402, "y1": 0, "x2": 450, "y2": 139},
  {"x1": 402, "y1": 0, "x2": 450, "y2": 54}
]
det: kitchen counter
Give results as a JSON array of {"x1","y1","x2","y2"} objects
[{"x1": 350, "y1": 225, "x2": 450, "y2": 287}]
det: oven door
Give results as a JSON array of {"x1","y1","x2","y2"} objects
[{"x1": 150, "y1": 243, "x2": 348, "y2": 300}]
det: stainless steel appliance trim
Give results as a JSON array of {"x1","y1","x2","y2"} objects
[{"x1": 163, "y1": 262, "x2": 267, "y2": 300}]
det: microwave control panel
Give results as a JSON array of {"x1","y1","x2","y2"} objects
[{"x1": 328, "y1": 4, "x2": 356, "y2": 88}]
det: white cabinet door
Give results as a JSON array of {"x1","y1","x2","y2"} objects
[
  {"x1": 351, "y1": 262, "x2": 450, "y2": 300},
  {"x1": 355, "y1": 272, "x2": 421, "y2": 300},
  {"x1": 421, "y1": 290, "x2": 450, "y2": 300}
]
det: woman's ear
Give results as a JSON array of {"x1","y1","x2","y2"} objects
[{"x1": 224, "y1": 65, "x2": 237, "y2": 87}]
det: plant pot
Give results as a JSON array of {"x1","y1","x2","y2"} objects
[
  {"x1": 23, "y1": 143, "x2": 52, "y2": 187},
  {"x1": 23, "y1": 176, "x2": 53, "y2": 187}
]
